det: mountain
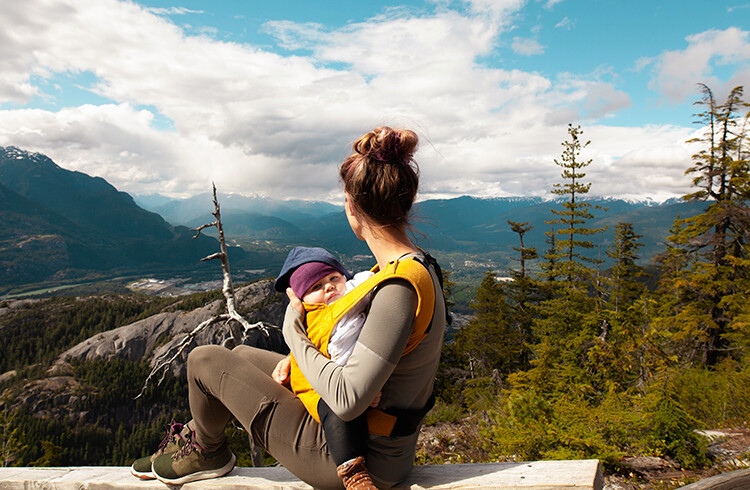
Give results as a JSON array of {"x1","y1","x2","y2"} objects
[
  {"x1": 150, "y1": 192, "x2": 340, "y2": 229},
  {"x1": 413, "y1": 196, "x2": 705, "y2": 263},
  {"x1": 141, "y1": 193, "x2": 703, "y2": 266},
  {"x1": 0, "y1": 146, "x2": 244, "y2": 289}
]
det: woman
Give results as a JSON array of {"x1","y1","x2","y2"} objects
[{"x1": 132, "y1": 126, "x2": 447, "y2": 489}]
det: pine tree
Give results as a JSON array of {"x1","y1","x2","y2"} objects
[
  {"x1": 545, "y1": 124, "x2": 607, "y2": 285},
  {"x1": 606, "y1": 222, "x2": 646, "y2": 315},
  {"x1": 508, "y1": 221, "x2": 538, "y2": 279},
  {"x1": 656, "y1": 85, "x2": 750, "y2": 366},
  {"x1": 587, "y1": 222, "x2": 654, "y2": 392},
  {"x1": 451, "y1": 271, "x2": 521, "y2": 377},
  {"x1": 0, "y1": 397, "x2": 27, "y2": 467},
  {"x1": 513, "y1": 124, "x2": 608, "y2": 397},
  {"x1": 506, "y1": 221, "x2": 540, "y2": 368}
]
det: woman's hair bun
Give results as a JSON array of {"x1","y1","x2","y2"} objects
[
  {"x1": 354, "y1": 127, "x2": 418, "y2": 166},
  {"x1": 340, "y1": 126, "x2": 420, "y2": 228}
]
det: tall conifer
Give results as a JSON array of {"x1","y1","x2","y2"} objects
[{"x1": 656, "y1": 85, "x2": 750, "y2": 366}]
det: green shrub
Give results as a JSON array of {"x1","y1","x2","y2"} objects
[
  {"x1": 669, "y1": 359, "x2": 750, "y2": 428},
  {"x1": 646, "y1": 389, "x2": 710, "y2": 469}
]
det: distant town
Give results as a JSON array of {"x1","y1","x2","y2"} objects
[{"x1": 127, "y1": 269, "x2": 269, "y2": 297}]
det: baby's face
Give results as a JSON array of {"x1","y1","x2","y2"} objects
[{"x1": 302, "y1": 272, "x2": 347, "y2": 304}]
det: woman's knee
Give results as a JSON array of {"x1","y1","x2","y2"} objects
[
  {"x1": 232, "y1": 344, "x2": 284, "y2": 374},
  {"x1": 187, "y1": 344, "x2": 227, "y2": 373}
]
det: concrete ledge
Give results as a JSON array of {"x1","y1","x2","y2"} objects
[{"x1": 0, "y1": 460, "x2": 603, "y2": 490}]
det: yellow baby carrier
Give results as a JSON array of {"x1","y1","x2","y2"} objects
[{"x1": 290, "y1": 254, "x2": 439, "y2": 436}]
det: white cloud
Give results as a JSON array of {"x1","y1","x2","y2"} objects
[
  {"x1": 146, "y1": 7, "x2": 204, "y2": 16},
  {"x1": 543, "y1": 0, "x2": 565, "y2": 9},
  {"x1": 511, "y1": 36, "x2": 545, "y2": 55},
  {"x1": 0, "y1": 0, "x2": 707, "y2": 203},
  {"x1": 552, "y1": 72, "x2": 631, "y2": 120},
  {"x1": 554, "y1": 16, "x2": 573, "y2": 30},
  {"x1": 649, "y1": 27, "x2": 750, "y2": 103},
  {"x1": 461, "y1": 0, "x2": 526, "y2": 22},
  {"x1": 727, "y1": 4, "x2": 750, "y2": 13}
]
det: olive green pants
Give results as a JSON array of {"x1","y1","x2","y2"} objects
[{"x1": 186, "y1": 344, "x2": 343, "y2": 489}]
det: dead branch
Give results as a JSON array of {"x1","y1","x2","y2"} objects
[
  {"x1": 137, "y1": 183, "x2": 275, "y2": 399},
  {"x1": 138, "y1": 315, "x2": 226, "y2": 394}
]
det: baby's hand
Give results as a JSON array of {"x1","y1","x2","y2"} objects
[
  {"x1": 370, "y1": 391, "x2": 382, "y2": 408},
  {"x1": 272, "y1": 355, "x2": 292, "y2": 386}
]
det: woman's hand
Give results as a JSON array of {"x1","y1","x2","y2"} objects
[
  {"x1": 272, "y1": 355, "x2": 292, "y2": 386},
  {"x1": 286, "y1": 287, "x2": 304, "y2": 313},
  {"x1": 370, "y1": 391, "x2": 382, "y2": 408}
]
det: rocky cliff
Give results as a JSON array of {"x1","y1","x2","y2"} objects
[
  {"x1": 1, "y1": 279, "x2": 288, "y2": 435},
  {"x1": 57, "y1": 279, "x2": 288, "y2": 376}
]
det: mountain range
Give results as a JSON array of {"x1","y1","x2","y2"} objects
[
  {"x1": 136, "y1": 191, "x2": 704, "y2": 270},
  {"x1": 0, "y1": 146, "x2": 248, "y2": 291},
  {"x1": 0, "y1": 145, "x2": 704, "y2": 294}
]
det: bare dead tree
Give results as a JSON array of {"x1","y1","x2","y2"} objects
[{"x1": 137, "y1": 183, "x2": 275, "y2": 396}]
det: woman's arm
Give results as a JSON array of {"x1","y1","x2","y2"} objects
[{"x1": 283, "y1": 279, "x2": 417, "y2": 421}]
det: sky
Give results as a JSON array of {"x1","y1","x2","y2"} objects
[{"x1": 0, "y1": 0, "x2": 748, "y2": 203}]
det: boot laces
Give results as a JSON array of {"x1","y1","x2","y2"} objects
[
  {"x1": 172, "y1": 429, "x2": 205, "y2": 460},
  {"x1": 157, "y1": 419, "x2": 184, "y2": 452}
]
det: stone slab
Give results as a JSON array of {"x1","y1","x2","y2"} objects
[
  {"x1": 0, "y1": 460, "x2": 603, "y2": 490},
  {"x1": 679, "y1": 468, "x2": 750, "y2": 490}
]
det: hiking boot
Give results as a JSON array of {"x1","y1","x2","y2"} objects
[
  {"x1": 152, "y1": 430, "x2": 236, "y2": 485},
  {"x1": 130, "y1": 420, "x2": 187, "y2": 479},
  {"x1": 337, "y1": 456, "x2": 377, "y2": 490}
]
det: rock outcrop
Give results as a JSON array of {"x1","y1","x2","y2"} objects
[{"x1": 57, "y1": 278, "x2": 288, "y2": 376}]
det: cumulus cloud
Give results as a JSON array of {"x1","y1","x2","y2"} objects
[
  {"x1": 0, "y1": 0, "x2": 711, "y2": 203},
  {"x1": 648, "y1": 27, "x2": 750, "y2": 103}
]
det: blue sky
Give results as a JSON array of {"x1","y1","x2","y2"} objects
[{"x1": 1, "y1": 0, "x2": 748, "y2": 201}]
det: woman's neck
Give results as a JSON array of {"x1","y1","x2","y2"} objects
[{"x1": 363, "y1": 225, "x2": 418, "y2": 269}]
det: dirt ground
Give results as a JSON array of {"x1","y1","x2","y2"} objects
[{"x1": 416, "y1": 423, "x2": 750, "y2": 489}]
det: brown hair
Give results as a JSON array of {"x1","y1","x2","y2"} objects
[{"x1": 339, "y1": 126, "x2": 419, "y2": 228}]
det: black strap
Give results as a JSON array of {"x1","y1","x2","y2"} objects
[
  {"x1": 384, "y1": 394, "x2": 436, "y2": 437},
  {"x1": 414, "y1": 252, "x2": 452, "y2": 326}
]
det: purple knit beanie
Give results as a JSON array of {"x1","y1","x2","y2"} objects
[{"x1": 289, "y1": 262, "x2": 340, "y2": 298}]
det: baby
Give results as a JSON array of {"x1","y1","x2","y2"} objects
[{"x1": 273, "y1": 246, "x2": 377, "y2": 490}]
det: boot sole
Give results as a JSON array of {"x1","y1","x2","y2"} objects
[
  {"x1": 153, "y1": 452, "x2": 236, "y2": 485},
  {"x1": 130, "y1": 465, "x2": 156, "y2": 480}
]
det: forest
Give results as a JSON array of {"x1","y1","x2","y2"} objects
[
  {"x1": 433, "y1": 85, "x2": 750, "y2": 476},
  {"x1": 1, "y1": 85, "x2": 749, "y2": 486}
]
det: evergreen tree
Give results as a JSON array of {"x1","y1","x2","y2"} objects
[
  {"x1": 605, "y1": 222, "x2": 646, "y2": 315},
  {"x1": 513, "y1": 124, "x2": 608, "y2": 397},
  {"x1": 0, "y1": 396, "x2": 26, "y2": 467},
  {"x1": 589, "y1": 222, "x2": 654, "y2": 392},
  {"x1": 508, "y1": 221, "x2": 538, "y2": 278},
  {"x1": 505, "y1": 221, "x2": 540, "y2": 368},
  {"x1": 656, "y1": 85, "x2": 750, "y2": 366},
  {"x1": 451, "y1": 271, "x2": 521, "y2": 377},
  {"x1": 545, "y1": 124, "x2": 607, "y2": 285},
  {"x1": 541, "y1": 224, "x2": 559, "y2": 282}
]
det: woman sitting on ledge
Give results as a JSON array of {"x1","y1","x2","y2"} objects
[{"x1": 130, "y1": 126, "x2": 447, "y2": 489}]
